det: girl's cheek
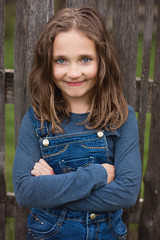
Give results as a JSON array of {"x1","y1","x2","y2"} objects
[
  {"x1": 53, "y1": 67, "x2": 64, "y2": 80},
  {"x1": 86, "y1": 64, "x2": 98, "y2": 78}
]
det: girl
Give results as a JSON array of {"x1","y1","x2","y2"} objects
[{"x1": 13, "y1": 7, "x2": 142, "y2": 240}]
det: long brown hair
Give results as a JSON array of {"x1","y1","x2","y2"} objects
[{"x1": 28, "y1": 7, "x2": 128, "y2": 132}]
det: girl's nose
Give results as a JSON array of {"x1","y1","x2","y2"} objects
[{"x1": 66, "y1": 64, "x2": 82, "y2": 79}]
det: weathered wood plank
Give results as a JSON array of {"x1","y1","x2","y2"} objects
[
  {"x1": 14, "y1": 1, "x2": 55, "y2": 239},
  {"x1": 66, "y1": 0, "x2": 109, "y2": 25},
  {"x1": 6, "y1": 192, "x2": 17, "y2": 218},
  {"x1": 134, "y1": 0, "x2": 154, "y2": 221},
  {"x1": 14, "y1": 0, "x2": 55, "y2": 144},
  {"x1": 112, "y1": 0, "x2": 139, "y2": 108},
  {"x1": 139, "y1": 1, "x2": 160, "y2": 239},
  {"x1": 5, "y1": 194, "x2": 29, "y2": 221},
  {"x1": 138, "y1": 0, "x2": 154, "y2": 166},
  {"x1": 136, "y1": 77, "x2": 153, "y2": 113},
  {"x1": 129, "y1": 199, "x2": 143, "y2": 224},
  {"x1": 14, "y1": 2, "x2": 32, "y2": 235},
  {"x1": 14, "y1": 0, "x2": 31, "y2": 146},
  {"x1": 25, "y1": 0, "x2": 55, "y2": 85},
  {"x1": 0, "y1": 0, "x2": 6, "y2": 239},
  {"x1": 66, "y1": 0, "x2": 98, "y2": 8},
  {"x1": 0, "y1": 204, "x2": 5, "y2": 240},
  {"x1": 15, "y1": 206, "x2": 30, "y2": 240},
  {"x1": 5, "y1": 69, "x2": 14, "y2": 103},
  {"x1": 112, "y1": 2, "x2": 139, "y2": 238}
]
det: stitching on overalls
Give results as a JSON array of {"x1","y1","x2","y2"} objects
[
  {"x1": 30, "y1": 211, "x2": 44, "y2": 225},
  {"x1": 43, "y1": 144, "x2": 69, "y2": 158},
  {"x1": 80, "y1": 143, "x2": 107, "y2": 149}
]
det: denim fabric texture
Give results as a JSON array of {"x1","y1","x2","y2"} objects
[
  {"x1": 27, "y1": 106, "x2": 127, "y2": 239},
  {"x1": 27, "y1": 208, "x2": 127, "y2": 239}
]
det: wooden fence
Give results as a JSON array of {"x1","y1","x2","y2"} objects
[{"x1": 0, "y1": 0, "x2": 160, "y2": 239}]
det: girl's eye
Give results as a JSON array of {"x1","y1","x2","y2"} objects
[
  {"x1": 81, "y1": 57, "x2": 91, "y2": 63},
  {"x1": 56, "y1": 59, "x2": 65, "y2": 64}
]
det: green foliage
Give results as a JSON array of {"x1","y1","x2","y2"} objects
[
  {"x1": 140, "y1": 113, "x2": 151, "y2": 198},
  {"x1": 5, "y1": 37, "x2": 14, "y2": 69},
  {"x1": 5, "y1": 104, "x2": 15, "y2": 192},
  {"x1": 5, "y1": 2, "x2": 16, "y2": 39},
  {"x1": 5, "y1": 3, "x2": 16, "y2": 69},
  {"x1": 129, "y1": 224, "x2": 139, "y2": 240},
  {"x1": 5, "y1": 218, "x2": 15, "y2": 240}
]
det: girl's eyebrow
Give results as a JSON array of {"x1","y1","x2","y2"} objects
[
  {"x1": 79, "y1": 54, "x2": 95, "y2": 58},
  {"x1": 53, "y1": 55, "x2": 66, "y2": 59},
  {"x1": 53, "y1": 53, "x2": 95, "y2": 58}
]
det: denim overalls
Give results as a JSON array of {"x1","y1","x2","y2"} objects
[{"x1": 27, "y1": 107, "x2": 127, "y2": 240}]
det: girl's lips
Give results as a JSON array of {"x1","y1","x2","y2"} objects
[{"x1": 65, "y1": 81, "x2": 85, "y2": 86}]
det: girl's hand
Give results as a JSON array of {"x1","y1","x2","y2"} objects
[
  {"x1": 31, "y1": 159, "x2": 55, "y2": 176},
  {"x1": 101, "y1": 163, "x2": 115, "y2": 183}
]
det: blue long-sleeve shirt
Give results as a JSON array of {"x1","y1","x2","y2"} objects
[{"x1": 13, "y1": 105, "x2": 142, "y2": 212}]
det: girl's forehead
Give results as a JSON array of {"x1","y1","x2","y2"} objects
[
  {"x1": 54, "y1": 30, "x2": 91, "y2": 43},
  {"x1": 53, "y1": 30, "x2": 96, "y2": 55}
]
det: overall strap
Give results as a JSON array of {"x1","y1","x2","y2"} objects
[{"x1": 28, "y1": 106, "x2": 49, "y2": 138}]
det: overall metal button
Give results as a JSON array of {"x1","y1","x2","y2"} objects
[
  {"x1": 42, "y1": 139, "x2": 49, "y2": 146},
  {"x1": 97, "y1": 131, "x2": 104, "y2": 138},
  {"x1": 90, "y1": 213, "x2": 96, "y2": 220}
]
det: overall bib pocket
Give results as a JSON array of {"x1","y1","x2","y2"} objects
[
  {"x1": 39, "y1": 130, "x2": 109, "y2": 174},
  {"x1": 60, "y1": 156, "x2": 94, "y2": 173}
]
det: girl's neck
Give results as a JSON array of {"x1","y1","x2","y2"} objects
[{"x1": 68, "y1": 99, "x2": 90, "y2": 114}]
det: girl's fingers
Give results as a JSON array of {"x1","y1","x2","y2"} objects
[
  {"x1": 39, "y1": 159, "x2": 53, "y2": 169},
  {"x1": 31, "y1": 169, "x2": 40, "y2": 177},
  {"x1": 33, "y1": 164, "x2": 49, "y2": 175},
  {"x1": 38, "y1": 159, "x2": 55, "y2": 174},
  {"x1": 31, "y1": 159, "x2": 55, "y2": 176}
]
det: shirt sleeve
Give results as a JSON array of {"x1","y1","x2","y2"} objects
[
  {"x1": 65, "y1": 106, "x2": 142, "y2": 212},
  {"x1": 12, "y1": 112, "x2": 107, "y2": 208}
]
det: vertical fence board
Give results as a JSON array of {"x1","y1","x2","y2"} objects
[
  {"x1": 135, "y1": 0, "x2": 154, "y2": 222},
  {"x1": 97, "y1": 0, "x2": 109, "y2": 26},
  {"x1": 0, "y1": 0, "x2": 6, "y2": 239},
  {"x1": 66, "y1": 0, "x2": 98, "y2": 8},
  {"x1": 112, "y1": 0, "x2": 139, "y2": 108},
  {"x1": 139, "y1": 1, "x2": 160, "y2": 239},
  {"x1": 14, "y1": 0, "x2": 55, "y2": 144},
  {"x1": 66, "y1": 0, "x2": 109, "y2": 24},
  {"x1": 14, "y1": 0, "x2": 31, "y2": 145},
  {"x1": 112, "y1": 1, "x2": 138, "y2": 238},
  {"x1": 14, "y1": 1, "x2": 33, "y2": 238},
  {"x1": 138, "y1": 0, "x2": 154, "y2": 167},
  {"x1": 14, "y1": 1, "x2": 55, "y2": 239},
  {"x1": 25, "y1": 0, "x2": 55, "y2": 92},
  {"x1": 14, "y1": 2, "x2": 33, "y2": 237}
]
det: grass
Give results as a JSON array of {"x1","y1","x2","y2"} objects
[
  {"x1": 5, "y1": 104, "x2": 15, "y2": 192},
  {"x1": 4, "y1": 2, "x2": 16, "y2": 69},
  {"x1": 4, "y1": 2, "x2": 156, "y2": 240},
  {"x1": 5, "y1": 218, "x2": 15, "y2": 240}
]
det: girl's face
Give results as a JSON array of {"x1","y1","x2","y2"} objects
[{"x1": 52, "y1": 30, "x2": 98, "y2": 112}]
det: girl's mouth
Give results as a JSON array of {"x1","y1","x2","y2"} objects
[{"x1": 65, "y1": 81, "x2": 85, "y2": 87}]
